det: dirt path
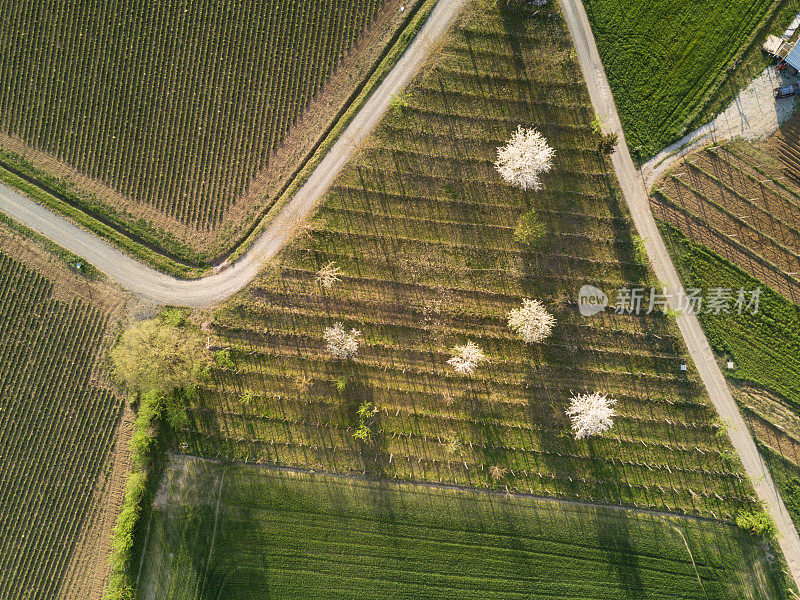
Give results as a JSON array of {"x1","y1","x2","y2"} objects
[
  {"x1": 561, "y1": 0, "x2": 800, "y2": 589},
  {"x1": 0, "y1": 0, "x2": 469, "y2": 309},
  {"x1": 643, "y1": 67, "x2": 800, "y2": 188}
]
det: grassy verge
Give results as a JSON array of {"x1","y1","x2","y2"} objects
[
  {"x1": 0, "y1": 210, "x2": 102, "y2": 280},
  {"x1": 136, "y1": 459, "x2": 786, "y2": 600},
  {"x1": 584, "y1": 0, "x2": 800, "y2": 162},
  {"x1": 0, "y1": 148, "x2": 206, "y2": 264},
  {"x1": 758, "y1": 440, "x2": 800, "y2": 530}
]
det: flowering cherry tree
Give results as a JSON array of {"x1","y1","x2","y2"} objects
[
  {"x1": 495, "y1": 126, "x2": 555, "y2": 191},
  {"x1": 566, "y1": 392, "x2": 617, "y2": 439},
  {"x1": 324, "y1": 322, "x2": 361, "y2": 359},
  {"x1": 447, "y1": 340, "x2": 487, "y2": 375},
  {"x1": 508, "y1": 298, "x2": 555, "y2": 343}
]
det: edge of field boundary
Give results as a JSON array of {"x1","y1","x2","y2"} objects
[
  {"x1": 161, "y1": 452, "x2": 751, "y2": 528},
  {"x1": 0, "y1": 0, "x2": 439, "y2": 281}
]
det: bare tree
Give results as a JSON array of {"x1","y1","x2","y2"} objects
[
  {"x1": 489, "y1": 464, "x2": 507, "y2": 481},
  {"x1": 495, "y1": 126, "x2": 555, "y2": 191},
  {"x1": 324, "y1": 322, "x2": 361, "y2": 360},
  {"x1": 316, "y1": 261, "x2": 343, "y2": 289},
  {"x1": 508, "y1": 298, "x2": 555, "y2": 343},
  {"x1": 448, "y1": 340, "x2": 487, "y2": 375},
  {"x1": 566, "y1": 392, "x2": 617, "y2": 439}
]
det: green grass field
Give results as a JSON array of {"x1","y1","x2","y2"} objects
[
  {"x1": 175, "y1": 4, "x2": 757, "y2": 521},
  {"x1": 583, "y1": 0, "x2": 798, "y2": 160},
  {"x1": 136, "y1": 458, "x2": 784, "y2": 600},
  {"x1": 0, "y1": 248, "x2": 120, "y2": 599}
]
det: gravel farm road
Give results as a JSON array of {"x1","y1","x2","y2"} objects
[
  {"x1": 561, "y1": 0, "x2": 800, "y2": 588},
  {"x1": 0, "y1": 0, "x2": 469, "y2": 308}
]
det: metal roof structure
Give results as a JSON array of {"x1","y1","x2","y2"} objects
[{"x1": 786, "y1": 41, "x2": 800, "y2": 70}]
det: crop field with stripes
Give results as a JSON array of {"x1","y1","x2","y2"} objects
[
  {"x1": 173, "y1": 6, "x2": 758, "y2": 522},
  {"x1": 136, "y1": 459, "x2": 783, "y2": 600},
  {"x1": 652, "y1": 139, "x2": 800, "y2": 303},
  {"x1": 0, "y1": 251, "x2": 120, "y2": 600},
  {"x1": 0, "y1": 0, "x2": 389, "y2": 245}
]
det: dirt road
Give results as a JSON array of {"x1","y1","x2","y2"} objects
[
  {"x1": 561, "y1": 0, "x2": 800, "y2": 588},
  {"x1": 0, "y1": 0, "x2": 468, "y2": 308}
]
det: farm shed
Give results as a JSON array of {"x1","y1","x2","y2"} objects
[
  {"x1": 764, "y1": 34, "x2": 790, "y2": 56},
  {"x1": 786, "y1": 42, "x2": 800, "y2": 72}
]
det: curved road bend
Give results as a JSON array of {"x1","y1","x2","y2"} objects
[
  {"x1": 561, "y1": 0, "x2": 800, "y2": 588},
  {"x1": 0, "y1": 0, "x2": 469, "y2": 308}
]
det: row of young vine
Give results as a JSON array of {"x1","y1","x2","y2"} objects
[
  {"x1": 0, "y1": 252, "x2": 119, "y2": 600},
  {"x1": 174, "y1": 7, "x2": 757, "y2": 522},
  {"x1": 0, "y1": 0, "x2": 387, "y2": 230}
]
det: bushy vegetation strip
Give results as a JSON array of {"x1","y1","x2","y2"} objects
[
  {"x1": 105, "y1": 312, "x2": 209, "y2": 600},
  {"x1": 105, "y1": 392, "x2": 162, "y2": 600}
]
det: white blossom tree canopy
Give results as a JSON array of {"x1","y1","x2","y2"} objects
[
  {"x1": 324, "y1": 322, "x2": 361, "y2": 360},
  {"x1": 508, "y1": 298, "x2": 555, "y2": 343},
  {"x1": 495, "y1": 125, "x2": 555, "y2": 191},
  {"x1": 566, "y1": 392, "x2": 617, "y2": 439},
  {"x1": 447, "y1": 340, "x2": 487, "y2": 375}
]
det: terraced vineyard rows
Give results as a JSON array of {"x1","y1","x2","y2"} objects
[
  {"x1": 0, "y1": 0, "x2": 389, "y2": 235},
  {"x1": 175, "y1": 7, "x2": 757, "y2": 521},
  {"x1": 0, "y1": 251, "x2": 120, "y2": 600},
  {"x1": 652, "y1": 140, "x2": 800, "y2": 302}
]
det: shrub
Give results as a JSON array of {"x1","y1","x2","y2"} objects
[
  {"x1": 513, "y1": 210, "x2": 546, "y2": 246},
  {"x1": 214, "y1": 348, "x2": 235, "y2": 368},
  {"x1": 736, "y1": 509, "x2": 777, "y2": 538},
  {"x1": 161, "y1": 307, "x2": 187, "y2": 328},
  {"x1": 598, "y1": 131, "x2": 619, "y2": 155}
]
